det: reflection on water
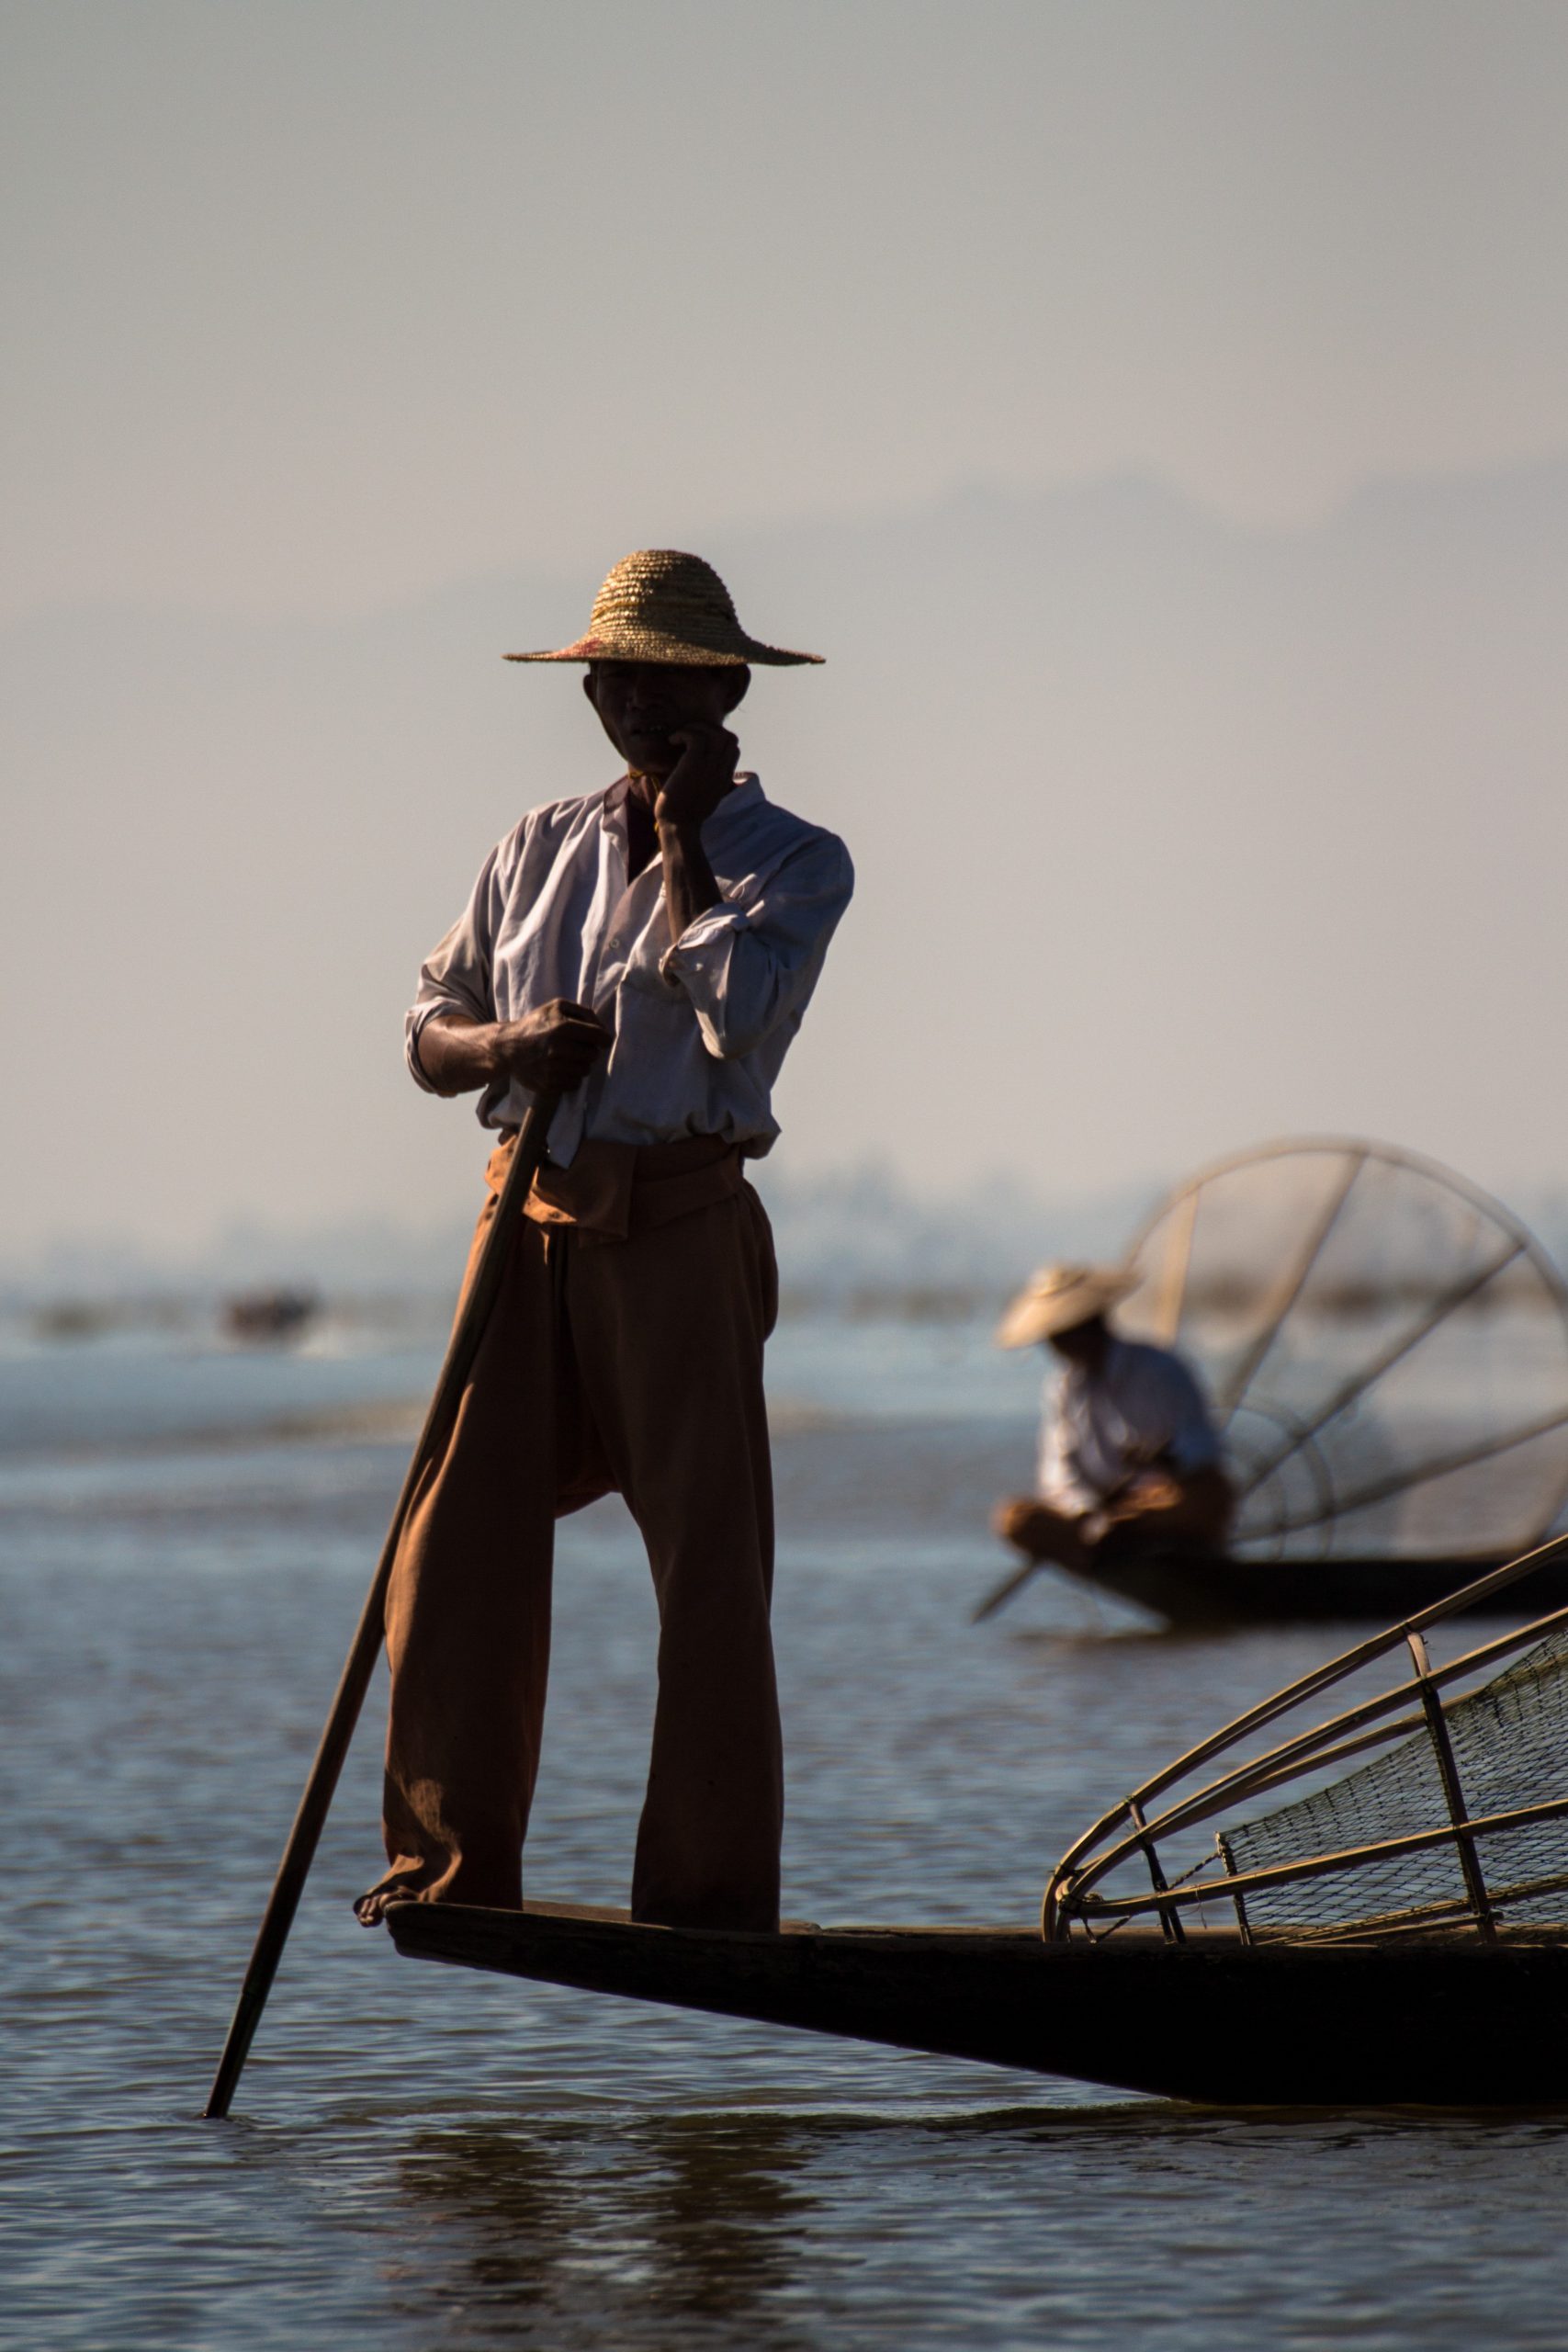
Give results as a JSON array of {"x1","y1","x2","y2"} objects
[
  {"x1": 222, "y1": 2098, "x2": 1568, "y2": 2351},
  {"x1": 397, "y1": 2115, "x2": 818, "y2": 2339},
  {"x1": 7, "y1": 1323, "x2": 1568, "y2": 2349}
]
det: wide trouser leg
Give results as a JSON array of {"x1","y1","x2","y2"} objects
[
  {"x1": 565, "y1": 1186, "x2": 783, "y2": 1932},
  {"x1": 355, "y1": 1196, "x2": 558, "y2": 1920}
]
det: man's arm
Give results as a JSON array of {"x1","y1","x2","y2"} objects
[
  {"x1": 647, "y1": 725, "x2": 853, "y2": 1064},
  {"x1": 655, "y1": 810, "x2": 723, "y2": 943},
  {"x1": 418, "y1": 1002, "x2": 610, "y2": 1098},
  {"x1": 650, "y1": 717, "x2": 735, "y2": 942}
]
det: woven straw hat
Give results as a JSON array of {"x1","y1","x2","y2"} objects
[
  {"x1": 995, "y1": 1262, "x2": 1138, "y2": 1351},
  {"x1": 506, "y1": 548, "x2": 823, "y2": 668}
]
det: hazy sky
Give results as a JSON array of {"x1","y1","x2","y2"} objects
[
  {"x1": 7, "y1": 2, "x2": 1568, "y2": 620},
  {"x1": 6, "y1": 2, "x2": 1568, "y2": 1266}
]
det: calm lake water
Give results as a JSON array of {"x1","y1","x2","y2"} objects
[{"x1": 6, "y1": 1315, "x2": 1568, "y2": 2350}]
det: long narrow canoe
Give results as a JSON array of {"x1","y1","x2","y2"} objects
[
  {"x1": 1054, "y1": 1550, "x2": 1568, "y2": 1627},
  {"x1": 387, "y1": 1899, "x2": 1568, "y2": 2105}
]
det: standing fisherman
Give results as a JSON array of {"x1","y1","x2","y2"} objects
[{"x1": 355, "y1": 550, "x2": 852, "y2": 1935}]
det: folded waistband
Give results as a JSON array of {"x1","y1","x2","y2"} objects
[{"x1": 485, "y1": 1130, "x2": 743, "y2": 1242}]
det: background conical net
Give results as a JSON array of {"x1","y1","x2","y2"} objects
[{"x1": 1118, "y1": 1139, "x2": 1568, "y2": 1562}]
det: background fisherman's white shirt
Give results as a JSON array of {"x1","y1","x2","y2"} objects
[
  {"x1": 1037, "y1": 1338, "x2": 1223, "y2": 1512},
  {"x1": 407, "y1": 772, "x2": 853, "y2": 1166}
]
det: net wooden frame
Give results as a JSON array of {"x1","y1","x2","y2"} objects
[{"x1": 1043, "y1": 1533, "x2": 1568, "y2": 1946}]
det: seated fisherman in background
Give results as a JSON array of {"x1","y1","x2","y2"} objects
[{"x1": 990, "y1": 1264, "x2": 1233, "y2": 1580}]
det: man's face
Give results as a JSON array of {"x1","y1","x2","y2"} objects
[
  {"x1": 1048, "y1": 1315, "x2": 1111, "y2": 1367},
  {"x1": 583, "y1": 661, "x2": 748, "y2": 778}
]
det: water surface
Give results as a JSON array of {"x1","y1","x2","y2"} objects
[{"x1": 5, "y1": 1319, "x2": 1565, "y2": 2348}]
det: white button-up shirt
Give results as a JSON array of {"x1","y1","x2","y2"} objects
[
  {"x1": 1038, "y1": 1338, "x2": 1223, "y2": 1511},
  {"x1": 407, "y1": 772, "x2": 853, "y2": 1166}
]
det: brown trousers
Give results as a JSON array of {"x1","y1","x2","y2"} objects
[{"x1": 356, "y1": 1136, "x2": 783, "y2": 1932}]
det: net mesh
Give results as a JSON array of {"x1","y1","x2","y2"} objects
[
  {"x1": 1218, "y1": 1621, "x2": 1568, "y2": 1935},
  {"x1": 1118, "y1": 1142, "x2": 1568, "y2": 1561}
]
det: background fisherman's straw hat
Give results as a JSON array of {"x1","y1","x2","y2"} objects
[
  {"x1": 995, "y1": 1262, "x2": 1139, "y2": 1350},
  {"x1": 506, "y1": 548, "x2": 823, "y2": 668}
]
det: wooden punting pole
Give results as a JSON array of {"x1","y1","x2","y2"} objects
[{"x1": 204, "y1": 1093, "x2": 559, "y2": 2120}]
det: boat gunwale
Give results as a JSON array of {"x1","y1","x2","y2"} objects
[{"x1": 381, "y1": 1898, "x2": 1568, "y2": 2104}]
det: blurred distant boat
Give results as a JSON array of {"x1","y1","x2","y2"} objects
[
  {"x1": 1013, "y1": 1137, "x2": 1568, "y2": 1625},
  {"x1": 30, "y1": 1299, "x2": 118, "y2": 1342},
  {"x1": 28, "y1": 1295, "x2": 192, "y2": 1343},
  {"x1": 222, "y1": 1286, "x2": 319, "y2": 1345}
]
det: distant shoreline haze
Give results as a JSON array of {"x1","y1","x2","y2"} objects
[
  {"x1": 8, "y1": 1155, "x2": 1568, "y2": 1330},
  {"x1": 0, "y1": 1159, "x2": 1164, "y2": 1315},
  {"x1": 6, "y1": 460, "x2": 1568, "y2": 1258}
]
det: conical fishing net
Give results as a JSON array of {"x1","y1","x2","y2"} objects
[
  {"x1": 1118, "y1": 1140, "x2": 1568, "y2": 1561},
  {"x1": 1219, "y1": 1621, "x2": 1568, "y2": 1935}
]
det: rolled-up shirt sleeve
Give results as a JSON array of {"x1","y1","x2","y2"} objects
[
  {"x1": 659, "y1": 832, "x2": 854, "y2": 1062},
  {"x1": 404, "y1": 846, "x2": 502, "y2": 1091}
]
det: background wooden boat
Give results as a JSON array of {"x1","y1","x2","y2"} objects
[
  {"x1": 1057, "y1": 1547, "x2": 1568, "y2": 1625},
  {"x1": 979, "y1": 1138, "x2": 1568, "y2": 1630},
  {"x1": 387, "y1": 1898, "x2": 1568, "y2": 2106}
]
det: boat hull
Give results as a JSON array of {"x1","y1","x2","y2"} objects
[
  {"x1": 1062, "y1": 1552, "x2": 1568, "y2": 1626},
  {"x1": 387, "y1": 1901, "x2": 1568, "y2": 2106}
]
